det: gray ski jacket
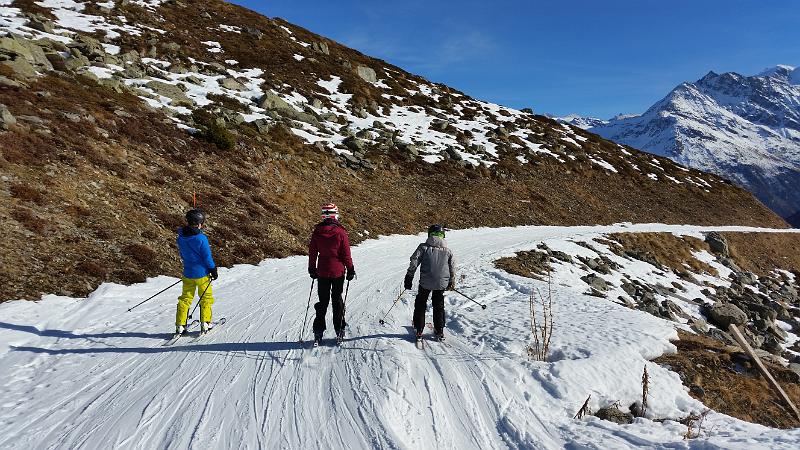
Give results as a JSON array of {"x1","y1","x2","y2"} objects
[{"x1": 407, "y1": 236, "x2": 456, "y2": 291}]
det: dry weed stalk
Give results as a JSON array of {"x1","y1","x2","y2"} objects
[
  {"x1": 527, "y1": 265, "x2": 554, "y2": 362},
  {"x1": 682, "y1": 409, "x2": 711, "y2": 439},
  {"x1": 574, "y1": 395, "x2": 592, "y2": 419},
  {"x1": 641, "y1": 366, "x2": 649, "y2": 417}
]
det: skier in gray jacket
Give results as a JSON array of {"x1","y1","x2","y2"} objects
[{"x1": 405, "y1": 224, "x2": 456, "y2": 341}]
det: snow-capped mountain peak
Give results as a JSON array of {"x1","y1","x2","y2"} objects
[{"x1": 588, "y1": 66, "x2": 800, "y2": 224}]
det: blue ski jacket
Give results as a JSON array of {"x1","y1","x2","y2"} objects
[{"x1": 177, "y1": 226, "x2": 216, "y2": 279}]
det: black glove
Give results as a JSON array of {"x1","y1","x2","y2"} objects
[
  {"x1": 308, "y1": 267, "x2": 318, "y2": 279},
  {"x1": 404, "y1": 274, "x2": 413, "y2": 290},
  {"x1": 346, "y1": 267, "x2": 355, "y2": 281},
  {"x1": 208, "y1": 267, "x2": 218, "y2": 280}
]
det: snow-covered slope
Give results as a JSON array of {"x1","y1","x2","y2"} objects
[
  {"x1": 1, "y1": 224, "x2": 799, "y2": 449},
  {"x1": 588, "y1": 66, "x2": 800, "y2": 220}
]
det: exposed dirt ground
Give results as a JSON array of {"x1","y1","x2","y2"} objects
[{"x1": 654, "y1": 331, "x2": 800, "y2": 429}]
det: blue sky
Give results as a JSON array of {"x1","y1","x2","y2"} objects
[{"x1": 231, "y1": 1, "x2": 800, "y2": 118}]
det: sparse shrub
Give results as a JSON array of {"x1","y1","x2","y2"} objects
[
  {"x1": 11, "y1": 207, "x2": 48, "y2": 234},
  {"x1": 198, "y1": 122, "x2": 237, "y2": 151},
  {"x1": 527, "y1": 266, "x2": 554, "y2": 362},
  {"x1": 75, "y1": 260, "x2": 108, "y2": 278},
  {"x1": 574, "y1": 395, "x2": 591, "y2": 419},
  {"x1": 113, "y1": 268, "x2": 146, "y2": 284},
  {"x1": 10, "y1": 183, "x2": 48, "y2": 205},
  {"x1": 155, "y1": 211, "x2": 184, "y2": 230},
  {"x1": 124, "y1": 243, "x2": 158, "y2": 268},
  {"x1": 192, "y1": 110, "x2": 237, "y2": 151},
  {"x1": 682, "y1": 409, "x2": 711, "y2": 439}
]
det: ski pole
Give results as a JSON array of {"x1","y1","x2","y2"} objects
[
  {"x1": 187, "y1": 278, "x2": 213, "y2": 322},
  {"x1": 127, "y1": 279, "x2": 182, "y2": 312},
  {"x1": 340, "y1": 280, "x2": 350, "y2": 333},
  {"x1": 378, "y1": 289, "x2": 406, "y2": 325},
  {"x1": 299, "y1": 279, "x2": 315, "y2": 343},
  {"x1": 453, "y1": 288, "x2": 488, "y2": 309}
]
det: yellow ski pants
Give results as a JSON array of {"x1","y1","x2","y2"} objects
[{"x1": 176, "y1": 276, "x2": 214, "y2": 325}]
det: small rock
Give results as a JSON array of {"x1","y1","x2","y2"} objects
[
  {"x1": 689, "y1": 384, "x2": 705, "y2": 398},
  {"x1": 220, "y1": 78, "x2": 247, "y2": 91},
  {"x1": 0, "y1": 104, "x2": 16, "y2": 130},
  {"x1": 343, "y1": 135, "x2": 366, "y2": 152},
  {"x1": 146, "y1": 81, "x2": 194, "y2": 107},
  {"x1": 595, "y1": 406, "x2": 633, "y2": 425},
  {"x1": 312, "y1": 41, "x2": 330, "y2": 55},
  {"x1": 690, "y1": 317, "x2": 709, "y2": 334},
  {"x1": 581, "y1": 274, "x2": 608, "y2": 292}
]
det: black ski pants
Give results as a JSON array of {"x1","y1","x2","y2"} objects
[
  {"x1": 313, "y1": 276, "x2": 345, "y2": 335},
  {"x1": 413, "y1": 288, "x2": 445, "y2": 333}
]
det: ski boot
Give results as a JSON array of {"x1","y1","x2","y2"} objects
[
  {"x1": 313, "y1": 332, "x2": 323, "y2": 348},
  {"x1": 200, "y1": 321, "x2": 214, "y2": 335},
  {"x1": 434, "y1": 329, "x2": 445, "y2": 342},
  {"x1": 173, "y1": 325, "x2": 186, "y2": 339},
  {"x1": 335, "y1": 329, "x2": 345, "y2": 345}
]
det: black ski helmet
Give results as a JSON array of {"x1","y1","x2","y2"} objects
[
  {"x1": 186, "y1": 209, "x2": 206, "y2": 226},
  {"x1": 428, "y1": 224, "x2": 445, "y2": 237}
]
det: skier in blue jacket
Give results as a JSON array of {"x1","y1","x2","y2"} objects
[{"x1": 175, "y1": 209, "x2": 217, "y2": 335}]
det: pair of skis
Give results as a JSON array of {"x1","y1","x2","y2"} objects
[
  {"x1": 163, "y1": 318, "x2": 226, "y2": 346},
  {"x1": 311, "y1": 334, "x2": 345, "y2": 348},
  {"x1": 414, "y1": 323, "x2": 446, "y2": 349}
]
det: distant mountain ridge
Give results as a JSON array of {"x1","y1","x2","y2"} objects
[{"x1": 576, "y1": 66, "x2": 800, "y2": 222}]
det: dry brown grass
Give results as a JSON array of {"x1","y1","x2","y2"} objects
[
  {"x1": 608, "y1": 233, "x2": 718, "y2": 276},
  {"x1": 721, "y1": 232, "x2": 800, "y2": 276},
  {"x1": 654, "y1": 331, "x2": 800, "y2": 429},
  {"x1": 495, "y1": 249, "x2": 550, "y2": 280}
]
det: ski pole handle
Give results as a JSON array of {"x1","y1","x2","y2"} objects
[{"x1": 127, "y1": 279, "x2": 182, "y2": 312}]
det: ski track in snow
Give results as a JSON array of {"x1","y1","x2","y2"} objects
[{"x1": 1, "y1": 224, "x2": 800, "y2": 449}]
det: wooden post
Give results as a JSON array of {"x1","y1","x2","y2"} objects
[{"x1": 728, "y1": 324, "x2": 800, "y2": 421}]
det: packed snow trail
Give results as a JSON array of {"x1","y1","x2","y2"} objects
[{"x1": 1, "y1": 224, "x2": 799, "y2": 449}]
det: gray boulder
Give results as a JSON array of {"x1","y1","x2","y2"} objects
[
  {"x1": 343, "y1": 136, "x2": 366, "y2": 152},
  {"x1": 220, "y1": 78, "x2": 247, "y2": 91},
  {"x1": 581, "y1": 274, "x2": 608, "y2": 292},
  {"x1": 0, "y1": 104, "x2": 16, "y2": 130},
  {"x1": 64, "y1": 54, "x2": 91, "y2": 72},
  {"x1": 707, "y1": 303, "x2": 748, "y2": 329},
  {"x1": 705, "y1": 232, "x2": 729, "y2": 257},
  {"x1": 27, "y1": 17, "x2": 55, "y2": 34},
  {"x1": 356, "y1": 65, "x2": 377, "y2": 83},
  {"x1": 68, "y1": 35, "x2": 105, "y2": 60},
  {"x1": 312, "y1": 41, "x2": 330, "y2": 55},
  {"x1": 146, "y1": 81, "x2": 194, "y2": 107},
  {"x1": 257, "y1": 91, "x2": 292, "y2": 110}
]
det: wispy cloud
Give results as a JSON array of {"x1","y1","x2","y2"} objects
[{"x1": 341, "y1": 30, "x2": 495, "y2": 75}]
